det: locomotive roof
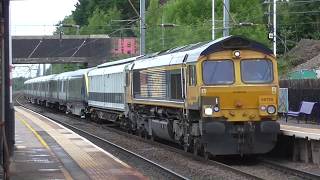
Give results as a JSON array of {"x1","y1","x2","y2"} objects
[
  {"x1": 97, "y1": 56, "x2": 141, "y2": 68},
  {"x1": 89, "y1": 56, "x2": 143, "y2": 76},
  {"x1": 133, "y1": 35, "x2": 274, "y2": 70},
  {"x1": 89, "y1": 62, "x2": 128, "y2": 76}
]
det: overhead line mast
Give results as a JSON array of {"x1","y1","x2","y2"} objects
[
  {"x1": 223, "y1": 0, "x2": 230, "y2": 37},
  {"x1": 140, "y1": 0, "x2": 146, "y2": 55},
  {"x1": 212, "y1": 0, "x2": 215, "y2": 40},
  {"x1": 273, "y1": 0, "x2": 277, "y2": 56}
]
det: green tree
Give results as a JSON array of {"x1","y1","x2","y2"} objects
[
  {"x1": 13, "y1": 77, "x2": 28, "y2": 91},
  {"x1": 80, "y1": 7, "x2": 121, "y2": 35},
  {"x1": 73, "y1": 0, "x2": 92, "y2": 26},
  {"x1": 71, "y1": 0, "x2": 140, "y2": 36},
  {"x1": 46, "y1": 64, "x2": 86, "y2": 75},
  {"x1": 145, "y1": 0, "x2": 269, "y2": 52},
  {"x1": 55, "y1": 15, "x2": 78, "y2": 35},
  {"x1": 277, "y1": 1, "x2": 320, "y2": 49}
]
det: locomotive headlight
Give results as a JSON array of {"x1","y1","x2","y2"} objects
[
  {"x1": 267, "y1": 105, "x2": 276, "y2": 114},
  {"x1": 214, "y1": 106, "x2": 220, "y2": 112},
  {"x1": 233, "y1": 50, "x2": 241, "y2": 58},
  {"x1": 204, "y1": 107, "x2": 213, "y2": 116}
]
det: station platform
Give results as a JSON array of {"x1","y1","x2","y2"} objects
[
  {"x1": 11, "y1": 106, "x2": 147, "y2": 180},
  {"x1": 278, "y1": 118, "x2": 320, "y2": 140},
  {"x1": 278, "y1": 118, "x2": 320, "y2": 165}
]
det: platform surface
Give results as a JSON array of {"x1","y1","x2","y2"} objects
[
  {"x1": 279, "y1": 118, "x2": 320, "y2": 140},
  {"x1": 12, "y1": 106, "x2": 147, "y2": 180}
]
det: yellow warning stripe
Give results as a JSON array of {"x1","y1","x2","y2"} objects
[{"x1": 19, "y1": 118, "x2": 49, "y2": 149}]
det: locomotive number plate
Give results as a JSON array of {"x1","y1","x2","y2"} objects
[{"x1": 259, "y1": 96, "x2": 275, "y2": 103}]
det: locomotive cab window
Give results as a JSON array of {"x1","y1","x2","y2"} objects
[
  {"x1": 241, "y1": 59, "x2": 273, "y2": 84},
  {"x1": 202, "y1": 60, "x2": 234, "y2": 85}
]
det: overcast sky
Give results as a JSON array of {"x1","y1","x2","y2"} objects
[{"x1": 11, "y1": 0, "x2": 79, "y2": 36}]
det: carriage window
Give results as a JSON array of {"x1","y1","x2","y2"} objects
[
  {"x1": 241, "y1": 59, "x2": 273, "y2": 83},
  {"x1": 188, "y1": 65, "x2": 197, "y2": 86},
  {"x1": 202, "y1": 60, "x2": 234, "y2": 85}
]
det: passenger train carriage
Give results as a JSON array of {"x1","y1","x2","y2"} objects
[
  {"x1": 55, "y1": 68, "x2": 92, "y2": 117},
  {"x1": 24, "y1": 36, "x2": 280, "y2": 156},
  {"x1": 25, "y1": 68, "x2": 92, "y2": 117},
  {"x1": 24, "y1": 74, "x2": 56, "y2": 105},
  {"x1": 87, "y1": 57, "x2": 136, "y2": 122}
]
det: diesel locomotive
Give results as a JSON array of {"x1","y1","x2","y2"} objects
[{"x1": 24, "y1": 36, "x2": 280, "y2": 156}]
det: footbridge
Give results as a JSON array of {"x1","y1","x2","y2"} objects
[{"x1": 12, "y1": 35, "x2": 111, "y2": 67}]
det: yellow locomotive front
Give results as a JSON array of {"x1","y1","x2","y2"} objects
[{"x1": 191, "y1": 39, "x2": 280, "y2": 155}]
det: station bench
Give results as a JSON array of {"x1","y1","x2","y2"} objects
[{"x1": 285, "y1": 101, "x2": 319, "y2": 124}]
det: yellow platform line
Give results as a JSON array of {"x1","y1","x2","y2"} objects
[{"x1": 18, "y1": 116, "x2": 49, "y2": 149}]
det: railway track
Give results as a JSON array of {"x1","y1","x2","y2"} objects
[
  {"x1": 259, "y1": 158, "x2": 320, "y2": 180},
  {"x1": 106, "y1": 123, "x2": 320, "y2": 180},
  {"x1": 16, "y1": 96, "x2": 320, "y2": 180}
]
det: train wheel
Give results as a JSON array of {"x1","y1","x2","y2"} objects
[
  {"x1": 203, "y1": 146, "x2": 211, "y2": 160},
  {"x1": 183, "y1": 143, "x2": 193, "y2": 152},
  {"x1": 204, "y1": 152, "x2": 211, "y2": 160},
  {"x1": 91, "y1": 112, "x2": 100, "y2": 123},
  {"x1": 193, "y1": 143, "x2": 199, "y2": 156},
  {"x1": 183, "y1": 144, "x2": 188, "y2": 152},
  {"x1": 137, "y1": 129, "x2": 142, "y2": 137},
  {"x1": 80, "y1": 111, "x2": 86, "y2": 119},
  {"x1": 193, "y1": 148, "x2": 198, "y2": 156}
]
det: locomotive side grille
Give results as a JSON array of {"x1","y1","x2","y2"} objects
[
  {"x1": 135, "y1": 68, "x2": 167, "y2": 99},
  {"x1": 133, "y1": 67, "x2": 183, "y2": 101}
]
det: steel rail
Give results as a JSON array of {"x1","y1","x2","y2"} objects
[
  {"x1": 16, "y1": 98, "x2": 189, "y2": 180},
  {"x1": 100, "y1": 124, "x2": 264, "y2": 180},
  {"x1": 259, "y1": 158, "x2": 320, "y2": 180}
]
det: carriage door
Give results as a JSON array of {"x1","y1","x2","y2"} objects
[
  {"x1": 186, "y1": 64, "x2": 198, "y2": 110},
  {"x1": 124, "y1": 69, "x2": 130, "y2": 103}
]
